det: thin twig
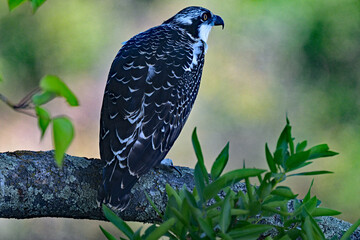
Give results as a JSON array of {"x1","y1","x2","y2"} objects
[
  {"x1": 0, "y1": 93, "x2": 15, "y2": 108},
  {"x1": 0, "y1": 88, "x2": 40, "y2": 118},
  {"x1": 14, "y1": 87, "x2": 41, "y2": 109}
]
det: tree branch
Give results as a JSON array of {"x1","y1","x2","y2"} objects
[{"x1": 0, "y1": 151, "x2": 358, "y2": 239}]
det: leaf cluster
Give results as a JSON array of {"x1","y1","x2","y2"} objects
[
  {"x1": 101, "y1": 119, "x2": 359, "y2": 239},
  {"x1": 33, "y1": 75, "x2": 78, "y2": 166}
]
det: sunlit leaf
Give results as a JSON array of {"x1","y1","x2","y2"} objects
[
  {"x1": 192, "y1": 128, "x2": 208, "y2": 184},
  {"x1": 99, "y1": 225, "x2": 117, "y2": 240},
  {"x1": 52, "y1": 117, "x2": 74, "y2": 167},
  {"x1": 102, "y1": 204, "x2": 134, "y2": 238},
  {"x1": 146, "y1": 218, "x2": 175, "y2": 240},
  {"x1": 204, "y1": 168, "x2": 265, "y2": 199},
  {"x1": 8, "y1": 0, "x2": 27, "y2": 11},
  {"x1": 35, "y1": 106, "x2": 51, "y2": 138},
  {"x1": 40, "y1": 75, "x2": 79, "y2": 106},
  {"x1": 211, "y1": 142, "x2": 229, "y2": 180},
  {"x1": 32, "y1": 91, "x2": 56, "y2": 106}
]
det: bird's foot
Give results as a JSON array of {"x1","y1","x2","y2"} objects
[{"x1": 156, "y1": 158, "x2": 182, "y2": 176}]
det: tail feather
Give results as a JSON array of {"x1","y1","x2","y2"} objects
[{"x1": 97, "y1": 162, "x2": 138, "y2": 211}]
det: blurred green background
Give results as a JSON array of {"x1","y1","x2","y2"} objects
[{"x1": 0, "y1": 0, "x2": 359, "y2": 239}]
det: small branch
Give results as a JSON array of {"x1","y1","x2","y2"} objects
[
  {"x1": 0, "y1": 93, "x2": 14, "y2": 108},
  {"x1": 0, "y1": 151, "x2": 359, "y2": 239},
  {"x1": 0, "y1": 88, "x2": 40, "y2": 118}
]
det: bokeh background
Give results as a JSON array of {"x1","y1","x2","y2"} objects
[{"x1": 0, "y1": 0, "x2": 359, "y2": 239}]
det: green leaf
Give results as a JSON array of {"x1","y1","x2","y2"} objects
[
  {"x1": 8, "y1": 0, "x2": 27, "y2": 11},
  {"x1": 278, "y1": 235, "x2": 292, "y2": 240},
  {"x1": 288, "y1": 170, "x2": 333, "y2": 177},
  {"x1": 218, "y1": 232, "x2": 233, "y2": 240},
  {"x1": 312, "y1": 207, "x2": 341, "y2": 217},
  {"x1": 228, "y1": 224, "x2": 273, "y2": 240},
  {"x1": 230, "y1": 209, "x2": 249, "y2": 216},
  {"x1": 276, "y1": 123, "x2": 290, "y2": 151},
  {"x1": 220, "y1": 192, "x2": 231, "y2": 233},
  {"x1": 168, "y1": 207, "x2": 189, "y2": 227},
  {"x1": 296, "y1": 140, "x2": 307, "y2": 153},
  {"x1": 52, "y1": 117, "x2": 74, "y2": 167},
  {"x1": 102, "y1": 204, "x2": 134, "y2": 238},
  {"x1": 304, "y1": 196, "x2": 318, "y2": 214},
  {"x1": 265, "y1": 143, "x2": 277, "y2": 173},
  {"x1": 165, "y1": 184, "x2": 182, "y2": 207},
  {"x1": 133, "y1": 228, "x2": 142, "y2": 240},
  {"x1": 285, "y1": 150, "x2": 310, "y2": 171},
  {"x1": 30, "y1": 0, "x2": 46, "y2": 12},
  {"x1": 258, "y1": 180, "x2": 272, "y2": 200},
  {"x1": 192, "y1": 128, "x2": 208, "y2": 184},
  {"x1": 303, "y1": 210, "x2": 325, "y2": 239},
  {"x1": 40, "y1": 75, "x2": 79, "y2": 106},
  {"x1": 32, "y1": 91, "x2": 56, "y2": 106},
  {"x1": 143, "y1": 225, "x2": 157, "y2": 238},
  {"x1": 99, "y1": 225, "x2": 117, "y2": 240},
  {"x1": 308, "y1": 144, "x2": 338, "y2": 160},
  {"x1": 194, "y1": 163, "x2": 206, "y2": 203},
  {"x1": 198, "y1": 218, "x2": 215, "y2": 239},
  {"x1": 211, "y1": 142, "x2": 229, "y2": 180},
  {"x1": 145, "y1": 191, "x2": 163, "y2": 218},
  {"x1": 35, "y1": 106, "x2": 51, "y2": 138},
  {"x1": 340, "y1": 218, "x2": 360, "y2": 240},
  {"x1": 285, "y1": 118, "x2": 294, "y2": 155},
  {"x1": 203, "y1": 168, "x2": 266, "y2": 199},
  {"x1": 304, "y1": 179, "x2": 314, "y2": 202},
  {"x1": 146, "y1": 218, "x2": 176, "y2": 240},
  {"x1": 271, "y1": 186, "x2": 297, "y2": 199}
]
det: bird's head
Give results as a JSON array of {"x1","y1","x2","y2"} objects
[{"x1": 163, "y1": 6, "x2": 224, "y2": 42}]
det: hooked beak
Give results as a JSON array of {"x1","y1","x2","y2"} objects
[{"x1": 213, "y1": 15, "x2": 224, "y2": 29}]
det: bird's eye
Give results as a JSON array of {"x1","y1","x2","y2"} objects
[{"x1": 201, "y1": 13, "x2": 209, "y2": 21}]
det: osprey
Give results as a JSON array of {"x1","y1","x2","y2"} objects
[{"x1": 98, "y1": 6, "x2": 224, "y2": 210}]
